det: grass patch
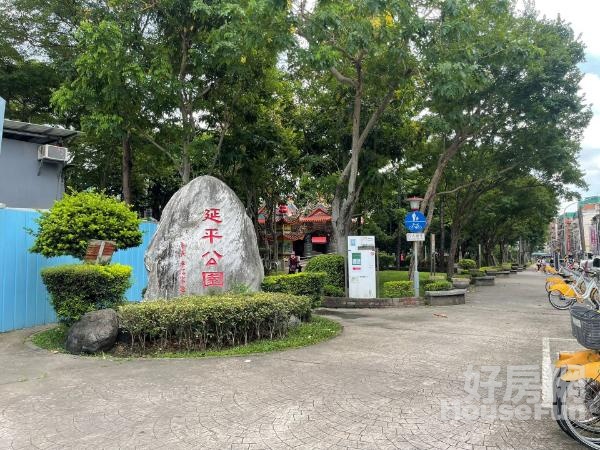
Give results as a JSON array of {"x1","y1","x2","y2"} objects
[
  {"x1": 30, "y1": 316, "x2": 341, "y2": 359},
  {"x1": 30, "y1": 325, "x2": 68, "y2": 352}
]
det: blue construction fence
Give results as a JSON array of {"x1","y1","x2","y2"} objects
[{"x1": 0, "y1": 208, "x2": 157, "y2": 332}]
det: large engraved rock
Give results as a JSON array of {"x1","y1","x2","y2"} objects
[{"x1": 144, "y1": 175, "x2": 263, "y2": 299}]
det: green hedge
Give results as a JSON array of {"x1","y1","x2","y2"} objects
[
  {"x1": 41, "y1": 263, "x2": 132, "y2": 325},
  {"x1": 480, "y1": 266, "x2": 500, "y2": 272},
  {"x1": 118, "y1": 293, "x2": 312, "y2": 351},
  {"x1": 324, "y1": 284, "x2": 345, "y2": 297},
  {"x1": 458, "y1": 259, "x2": 477, "y2": 270},
  {"x1": 305, "y1": 254, "x2": 345, "y2": 289},
  {"x1": 382, "y1": 281, "x2": 414, "y2": 298},
  {"x1": 261, "y1": 272, "x2": 326, "y2": 306},
  {"x1": 425, "y1": 280, "x2": 453, "y2": 291}
]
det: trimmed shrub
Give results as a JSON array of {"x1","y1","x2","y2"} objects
[
  {"x1": 41, "y1": 263, "x2": 132, "y2": 325},
  {"x1": 460, "y1": 269, "x2": 471, "y2": 275},
  {"x1": 470, "y1": 270, "x2": 486, "y2": 277},
  {"x1": 425, "y1": 280, "x2": 453, "y2": 291},
  {"x1": 118, "y1": 293, "x2": 312, "y2": 351},
  {"x1": 458, "y1": 259, "x2": 477, "y2": 270},
  {"x1": 429, "y1": 274, "x2": 448, "y2": 281},
  {"x1": 453, "y1": 273, "x2": 471, "y2": 279},
  {"x1": 30, "y1": 191, "x2": 142, "y2": 260},
  {"x1": 324, "y1": 284, "x2": 345, "y2": 297},
  {"x1": 305, "y1": 254, "x2": 345, "y2": 289},
  {"x1": 261, "y1": 272, "x2": 326, "y2": 306},
  {"x1": 378, "y1": 252, "x2": 396, "y2": 270},
  {"x1": 480, "y1": 266, "x2": 500, "y2": 273},
  {"x1": 382, "y1": 281, "x2": 414, "y2": 298}
]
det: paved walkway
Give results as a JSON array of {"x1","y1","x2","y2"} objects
[{"x1": 0, "y1": 270, "x2": 584, "y2": 449}]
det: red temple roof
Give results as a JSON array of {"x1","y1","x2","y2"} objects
[
  {"x1": 300, "y1": 207, "x2": 332, "y2": 223},
  {"x1": 258, "y1": 203, "x2": 332, "y2": 225}
]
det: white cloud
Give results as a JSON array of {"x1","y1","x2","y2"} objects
[
  {"x1": 532, "y1": 0, "x2": 600, "y2": 56},
  {"x1": 583, "y1": 116, "x2": 600, "y2": 149},
  {"x1": 580, "y1": 73, "x2": 600, "y2": 115}
]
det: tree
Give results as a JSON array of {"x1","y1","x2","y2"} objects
[
  {"x1": 30, "y1": 191, "x2": 142, "y2": 260},
  {"x1": 293, "y1": 0, "x2": 427, "y2": 254},
  {"x1": 139, "y1": 0, "x2": 291, "y2": 185},
  {"x1": 0, "y1": 0, "x2": 61, "y2": 122},
  {"x1": 461, "y1": 178, "x2": 559, "y2": 265},
  {"x1": 52, "y1": 9, "x2": 154, "y2": 205}
]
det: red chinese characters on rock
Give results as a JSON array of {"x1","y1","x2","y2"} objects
[
  {"x1": 203, "y1": 208, "x2": 222, "y2": 224},
  {"x1": 202, "y1": 250, "x2": 222, "y2": 266},
  {"x1": 201, "y1": 208, "x2": 224, "y2": 288},
  {"x1": 179, "y1": 241, "x2": 187, "y2": 294},
  {"x1": 202, "y1": 271, "x2": 224, "y2": 287},
  {"x1": 202, "y1": 228, "x2": 223, "y2": 244}
]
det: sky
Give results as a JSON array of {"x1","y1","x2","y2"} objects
[{"x1": 528, "y1": 1, "x2": 600, "y2": 212}]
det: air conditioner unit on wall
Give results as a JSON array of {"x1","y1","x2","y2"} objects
[{"x1": 38, "y1": 144, "x2": 70, "y2": 163}]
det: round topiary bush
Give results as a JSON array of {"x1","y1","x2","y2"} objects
[
  {"x1": 458, "y1": 259, "x2": 477, "y2": 270},
  {"x1": 29, "y1": 191, "x2": 142, "y2": 260},
  {"x1": 305, "y1": 254, "x2": 345, "y2": 289},
  {"x1": 41, "y1": 263, "x2": 132, "y2": 325}
]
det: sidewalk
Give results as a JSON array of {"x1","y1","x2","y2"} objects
[{"x1": 0, "y1": 270, "x2": 582, "y2": 449}]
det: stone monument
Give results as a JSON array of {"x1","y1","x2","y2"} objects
[{"x1": 144, "y1": 175, "x2": 264, "y2": 299}]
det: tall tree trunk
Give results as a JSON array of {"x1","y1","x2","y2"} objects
[
  {"x1": 420, "y1": 134, "x2": 466, "y2": 233},
  {"x1": 440, "y1": 198, "x2": 446, "y2": 271},
  {"x1": 328, "y1": 63, "x2": 398, "y2": 256},
  {"x1": 396, "y1": 230, "x2": 402, "y2": 269},
  {"x1": 122, "y1": 131, "x2": 133, "y2": 204},
  {"x1": 447, "y1": 220, "x2": 463, "y2": 278},
  {"x1": 181, "y1": 142, "x2": 191, "y2": 185}
]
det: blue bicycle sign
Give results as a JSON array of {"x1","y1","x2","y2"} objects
[{"x1": 404, "y1": 211, "x2": 426, "y2": 232}]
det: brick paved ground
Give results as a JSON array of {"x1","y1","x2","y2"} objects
[{"x1": 0, "y1": 269, "x2": 585, "y2": 449}]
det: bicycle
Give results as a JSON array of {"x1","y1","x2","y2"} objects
[
  {"x1": 547, "y1": 271, "x2": 600, "y2": 310},
  {"x1": 552, "y1": 270, "x2": 600, "y2": 448},
  {"x1": 554, "y1": 313, "x2": 600, "y2": 448}
]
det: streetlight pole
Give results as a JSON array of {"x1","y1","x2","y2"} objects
[
  {"x1": 406, "y1": 196, "x2": 424, "y2": 296},
  {"x1": 562, "y1": 201, "x2": 578, "y2": 259}
]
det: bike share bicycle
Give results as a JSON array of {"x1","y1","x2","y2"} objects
[
  {"x1": 553, "y1": 268, "x2": 600, "y2": 448},
  {"x1": 547, "y1": 268, "x2": 599, "y2": 310}
]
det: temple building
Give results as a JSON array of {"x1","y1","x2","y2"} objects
[{"x1": 257, "y1": 201, "x2": 333, "y2": 257}]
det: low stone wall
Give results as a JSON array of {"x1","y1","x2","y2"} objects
[
  {"x1": 474, "y1": 276, "x2": 495, "y2": 286},
  {"x1": 322, "y1": 297, "x2": 424, "y2": 308},
  {"x1": 496, "y1": 271, "x2": 510, "y2": 277},
  {"x1": 510, "y1": 269, "x2": 518, "y2": 274},
  {"x1": 424, "y1": 289, "x2": 466, "y2": 306}
]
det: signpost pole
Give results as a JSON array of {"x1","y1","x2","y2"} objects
[
  {"x1": 430, "y1": 233, "x2": 435, "y2": 276},
  {"x1": 414, "y1": 241, "x2": 419, "y2": 294},
  {"x1": 404, "y1": 197, "x2": 425, "y2": 297}
]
